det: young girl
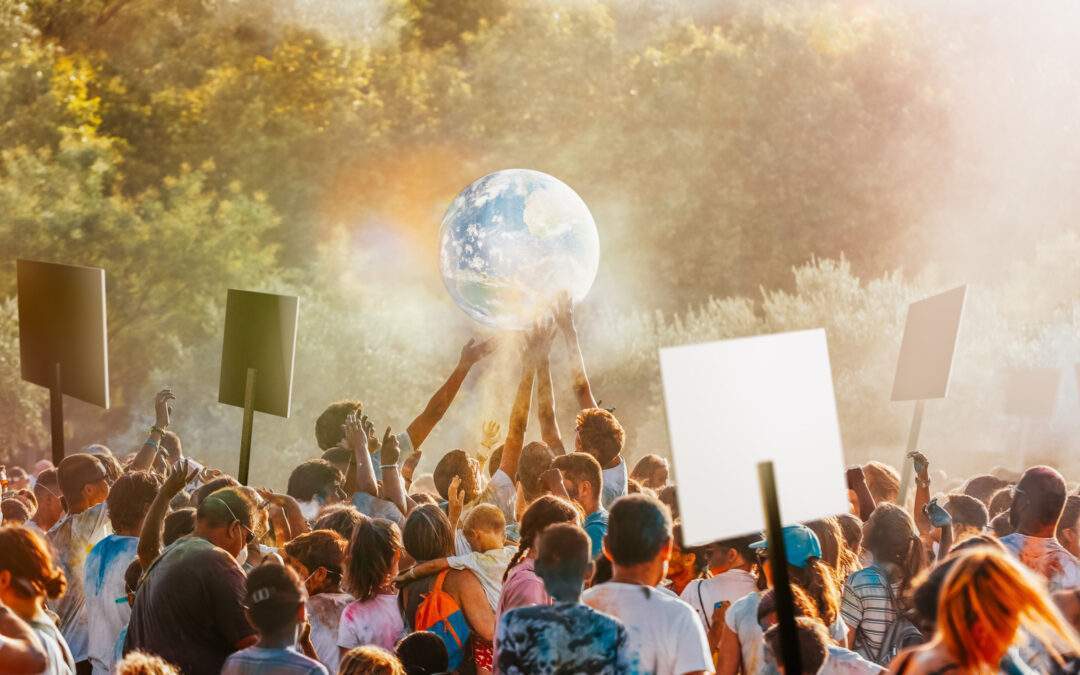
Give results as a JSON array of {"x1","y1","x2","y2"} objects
[{"x1": 338, "y1": 519, "x2": 405, "y2": 655}]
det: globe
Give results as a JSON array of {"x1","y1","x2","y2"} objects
[{"x1": 439, "y1": 169, "x2": 600, "y2": 329}]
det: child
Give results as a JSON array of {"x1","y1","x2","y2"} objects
[
  {"x1": 221, "y1": 562, "x2": 328, "y2": 675},
  {"x1": 396, "y1": 504, "x2": 515, "y2": 610},
  {"x1": 396, "y1": 503, "x2": 515, "y2": 673},
  {"x1": 338, "y1": 519, "x2": 406, "y2": 654}
]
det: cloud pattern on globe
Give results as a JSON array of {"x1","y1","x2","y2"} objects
[{"x1": 440, "y1": 169, "x2": 600, "y2": 329}]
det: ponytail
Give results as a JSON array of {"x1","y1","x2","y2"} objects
[{"x1": 504, "y1": 539, "x2": 529, "y2": 582}]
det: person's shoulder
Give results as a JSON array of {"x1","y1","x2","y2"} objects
[
  {"x1": 846, "y1": 566, "x2": 885, "y2": 587},
  {"x1": 678, "y1": 578, "x2": 701, "y2": 602}
]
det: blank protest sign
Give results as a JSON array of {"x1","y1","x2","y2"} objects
[
  {"x1": 891, "y1": 285, "x2": 967, "y2": 401},
  {"x1": 1004, "y1": 368, "x2": 1061, "y2": 418},
  {"x1": 218, "y1": 289, "x2": 299, "y2": 418},
  {"x1": 659, "y1": 329, "x2": 850, "y2": 546},
  {"x1": 17, "y1": 259, "x2": 110, "y2": 408}
]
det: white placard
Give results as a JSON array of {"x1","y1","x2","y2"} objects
[{"x1": 659, "y1": 328, "x2": 850, "y2": 546}]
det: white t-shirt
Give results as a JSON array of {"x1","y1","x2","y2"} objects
[
  {"x1": 337, "y1": 593, "x2": 405, "y2": 652},
  {"x1": 83, "y1": 534, "x2": 138, "y2": 675},
  {"x1": 680, "y1": 569, "x2": 758, "y2": 630},
  {"x1": 48, "y1": 502, "x2": 112, "y2": 662},
  {"x1": 583, "y1": 582, "x2": 712, "y2": 675},
  {"x1": 820, "y1": 646, "x2": 886, "y2": 674},
  {"x1": 1001, "y1": 533, "x2": 1080, "y2": 592},
  {"x1": 447, "y1": 545, "x2": 517, "y2": 610},
  {"x1": 726, "y1": 592, "x2": 776, "y2": 675},
  {"x1": 307, "y1": 592, "x2": 351, "y2": 674},
  {"x1": 601, "y1": 461, "x2": 628, "y2": 509}
]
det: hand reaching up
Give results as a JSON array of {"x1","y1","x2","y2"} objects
[
  {"x1": 154, "y1": 389, "x2": 175, "y2": 429},
  {"x1": 553, "y1": 290, "x2": 576, "y2": 334},
  {"x1": 379, "y1": 427, "x2": 400, "y2": 466},
  {"x1": 342, "y1": 413, "x2": 366, "y2": 453},
  {"x1": 481, "y1": 420, "x2": 501, "y2": 450},
  {"x1": 164, "y1": 459, "x2": 198, "y2": 497},
  {"x1": 447, "y1": 476, "x2": 466, "y2": 529},
  {"x1": 460, "y1": 336, "x2": 498, "y2": 368}
]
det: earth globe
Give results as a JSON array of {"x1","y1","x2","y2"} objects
[{"x1": 439, "y1": 169, "x2": 600, "y2": 329}]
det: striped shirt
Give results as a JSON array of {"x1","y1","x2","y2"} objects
[{"x1": 840, "y1": 565, "x2": 899, "y2": 662}]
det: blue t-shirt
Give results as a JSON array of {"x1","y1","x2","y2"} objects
[
  {"x1": 221, "y1": 646, "x2": 328, "y2": 675},
  {"x1": 496, "y1": 602, "x2": 630, "y2": 675},
  {"x1": 583, "y1": 509, "x2": 609, "y2": 559}
]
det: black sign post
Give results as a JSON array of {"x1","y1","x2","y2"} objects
[
  {"x1": 17, "y1": 259, "x2": 111, "y2": 465},
  {"x1": 218, "y1": 289, "x2": 299, "y2": 485},
  {"x1": 758, "y1": 460, "x2": 802, "y2": 675}
]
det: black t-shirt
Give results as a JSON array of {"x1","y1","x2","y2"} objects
[{"x1": 124, "y1": 535, "x2": 255, "y2": 674}]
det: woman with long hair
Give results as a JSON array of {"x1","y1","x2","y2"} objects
[
  {"x1": 715, "y1": 525, "x2": 842, "y2": 675},
  {"x1": 807, "y1": 516, "x2": 861, "y2": 582},
  {"x1": 842, "y1": 503, "x2": 927, "y2": 665},
  {"x1": 396, "y1": 503, "x2": 497, "y2": 673},
  {"x1": 0, "y1": 525, "x2": 76, "y2": 674},
  {"x1": 891, "y1": 548, "x2": 1080, "y2": 674}
]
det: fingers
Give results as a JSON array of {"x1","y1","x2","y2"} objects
[{"x1": 381, "y1": 426, "x2": 394, "y2": 447}]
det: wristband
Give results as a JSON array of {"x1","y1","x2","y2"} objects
[
  {"x1": 380, "y1": 464, "x2": 399, "y2": 471},
  {"x1": 150, "y1": 425, "x2": 167, "y2": 436}
]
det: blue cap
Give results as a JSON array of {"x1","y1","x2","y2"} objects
[{"x1": 749, "y1": 525, "x2": 822, "y2": 568}]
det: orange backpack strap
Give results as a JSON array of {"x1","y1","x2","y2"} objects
[{"x1": 432, "y1": 568, "x2": 449, "y2": 595}]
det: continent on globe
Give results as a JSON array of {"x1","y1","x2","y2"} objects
[{"x1": 439, "y1": 169, "x2": 600, "y2": 329}]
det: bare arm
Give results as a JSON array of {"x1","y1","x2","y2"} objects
[
  {"x1": 554, "y1": 292, "x2": 597, "y2": 410},
  {"x1": 139, "y1": 459, "x2": 197, "y2": 568},
  {"x1": 132, "y1": 389, "x2": 175, "y2": 472},
  {"x1": 499, "y1": 356, "x2": 536, "y2": 481},
  {"x1": 395, "y1": 558, "x2": 451, "y2": 586},
  {"x1": 846, "y1": 467, "x2": 876, "y2": 522},
  {"x1": 454, "y1": 571, "x2": 497, "y2": 641},
  {"x1": 345, "y1": 413, "x2": 379, "y2": 499},
  {"x1": 714, "y1": 623, "x2": 743, "y2": 675},
  {"x1": 910, "y1": 451, "x2": 932, "y2": 534},
  {"x1": 0, "y1": 605, "x2": 47, "y2": 675},
  {"x1": 406, "y1": 337, "x2": 497, "y2": 451},
  {"x1": 377, "y1": 428, "x2": 409, "y2": 516},
  {"x1": 536, "y1": 356, "x2": 564, "y2": 454},
  {"x1": 257, "y1": 489, "x2": 309, "y2": 542}
]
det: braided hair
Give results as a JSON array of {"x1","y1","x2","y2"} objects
[{"x1": 503, "y1": 495, "x2": 579, "y2": 581}]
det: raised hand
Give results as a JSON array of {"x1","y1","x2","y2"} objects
[
  {"x1": 553, "y1": 290, "x2": 575, "y2": 334},
  {"x1": 845, "y1": 466, "x2": 866, "y2": 490},
  {"x1": 361, "y1": 415, "x2": 380, "y2": 454},
  {"x1": 523, "y1": 316, "x2": 556, "y2": 363},
  {"x1": 908, "y1": 450, "x2": 930, "y2": 480},
  {"x1": 342, "y1": 412, "x2": 366, "y2": 453},
  {"x1": 402, "y1": 451, "x2": 422, "y2": 484},
  {"x1": 924, "y1": 498, "x2": 952, "y2": 528},
  {"x1": 163, "y1": 459, "x2": 198, "y2": 497},
  {"x1": 154, "y1": 389, "x2": 175, "y2": 429},
  {"x1": 447, "y1": 476, "x2": 466, "y2": 528},
  {"x1": 459, "y1": 336, "x2": 498, "y2": 368},
  {"x1": 379, "y1": 427, "x2": 400, "y2": 466},
  {"x1": 540, "y1": 467, "x2": 569, "y2": 499},
  {"x1": 481, "y1": 420, "x2": 501, "y2": 450}
]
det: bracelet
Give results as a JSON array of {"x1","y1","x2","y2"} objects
[
  {"x1": 143, "y1": 437, "x2": 159, "y2": 447},
  {"x1": 380, "y1": 464, "x2": 399, "y2": 471},
  {"x1": 150, "y1": 425, "x2": 167, "y2": 436}
]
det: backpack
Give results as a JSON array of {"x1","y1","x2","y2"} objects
[
  {"x1": 414, "y1": 570, "x2": 472, "y2": 671},
  {"x1": 860, "y1": 567, "x2": 925, "y2": 666}
]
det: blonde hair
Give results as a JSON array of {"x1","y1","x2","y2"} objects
[
  {"x1": 115, "y1": 651, "x2": 180, "y2": 675},
  {"x1": 937, "y1": 548, "x2": 1080, "y2": 671},
  {"x1": 339, "y1": 646, "x2": 405, "y2": 675},
  {"x1": 464, "y1": 503, "x2": 505, "y2": 536},
  {"x1": 862, "y1": 461, "x2": 900, "y2": 504}
]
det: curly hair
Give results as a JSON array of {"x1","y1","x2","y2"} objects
[
  {"x1": 574, "y1": 408, "x2": 625, "y2": 467},
  {"x1": 339, "y1": 646, "x2": 404, "y2": 675},
  {"x1": 315, "y1": 400, "x2": 363, "y2": 450},
  {"x1": 115, "y1": 651, "x2": 180, "y2": 675},
  {"x1": 107, "y1": 471, "x2": 163, "y2": 533},
  {"x1": 432, "y1": 450, "x2": 477, "y2": 503},
  {"x1": 0, "y1": 525, "x2": 66, "y2": 599}
]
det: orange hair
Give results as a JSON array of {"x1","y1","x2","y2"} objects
[{"x1": 937, "y1": 548, "x2": 1080, "y2": 671}]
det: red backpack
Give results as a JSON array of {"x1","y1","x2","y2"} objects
[{"x1": 414, "y1": 570, "x2": 472, "y2": 670}]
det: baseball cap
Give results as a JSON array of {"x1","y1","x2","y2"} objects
[
  {"x1": 57, "y1": 454, "x2": 108, "y2": 502},
  {"x1": 749, "y1": 524, "x2": 822, "y2": 568}
]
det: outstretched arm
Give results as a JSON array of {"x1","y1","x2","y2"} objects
[
  {"x1": 500, "y1": 325, "x2": 548, "y2": 480},
  {"x1": 536, "y1": 328, "x2": 564, "y2": 454},
  {"x1": 554, "y1": 292, "x2": 597, "y2": 410},
  {"x1": 138, "y1": 459, "x2": 197, "y2": 568},
  {"x1": 377, "y1": 428, "x2": 410, "y2": 517},
  {"x1": 131, "y1": 389, "x2": 174, "y2": 472},
  {"x1": 395, "y1": 557, "x2": 451, "y2": 586},
  {"x1": 346, "y1": 413, "x2": 379, "y2": 499},
  {"x1": 910, "y1": 451, "x2": 932, "y2": 534},
  {"x1": 405, "y1": 337, "x2": 497, "y2": 452}
]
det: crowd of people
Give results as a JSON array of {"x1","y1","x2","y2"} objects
[{"x1": 2, "y1": 298, "x2": 1080, "y2": 675}]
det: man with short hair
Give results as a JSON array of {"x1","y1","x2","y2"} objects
[
  {"x1": 30, "y1": 468, "x2": 63, "y2": 534},
  {"x1": 575, "y1": 408, "x2": 628, "y2": 509},
  {"x1": 49, "y1": 453, "x2": 113, "y2": 671},
  {"x1": 583, "y1": 494, "x2": 712, "y2": 675},
  {"x1": 1001, "y1": 465, "x2": 1080, "y2": 592},
  {"x1": 125, "y1": 487, "x2": 259, "y2": 673},
  {"x1": 85, "y1": 470, "x2": 161, "y2": 675},
  {"x1": 943, "y1": 494, "x2": 989, "y2": 542},
  {"x1": 551, "y1": 452, "x2": 607, "y2": 558},
  {"x1": 497, "y1": 523, "x2": 630, "y2": 673},
  {"x1": 287, "y1": 460, "x2": 346, "y2": 522}
]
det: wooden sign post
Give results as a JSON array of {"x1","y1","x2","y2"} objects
[
  {"x1": 218, "y1": 289, "x2": 299, "y2": 485},
  {"x1": 17, "y1": 260, "x2": 111, "y2": 465},
  {"x1": 892, "y1": 285, "x2": 967, "y2": 504}
]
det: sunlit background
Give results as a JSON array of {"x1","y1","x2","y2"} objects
[{"x1": 2, "y1": 0, "x2": 1078, "y2": 489}]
